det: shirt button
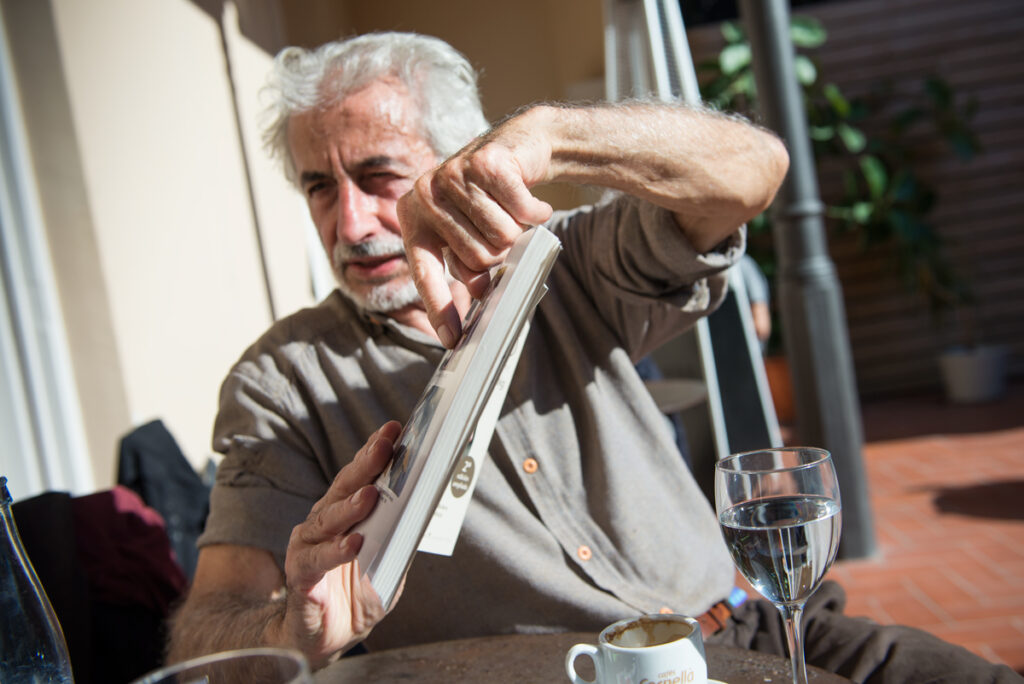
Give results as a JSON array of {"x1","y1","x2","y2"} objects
[
  {"x1": 522, "y1": 458, "x2": 539, "y2": 474},
  {"x1": 577, "y1": 545, "x2": 592, "y2": 561},
  {"x1": 659, "y1": 606, "x2": 673, "y2": 614}
]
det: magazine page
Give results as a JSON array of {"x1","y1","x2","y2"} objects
[
  {"x1": 352, "y1": 226, "x2": 561, "y2": 608},
  {"x1": 417, "y1": 319, "x2": 531, "y2": 556},
  {"x1": 352, "y1": 281, "x2": 496, "y2": 569}
]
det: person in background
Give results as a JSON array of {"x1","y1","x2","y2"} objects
[
  {"x1": 167, "y1": 32, "x2": 1021, "y2": 684},
  {"x1": 737, "y1": 254, "x2": 772, "y2": 350}
]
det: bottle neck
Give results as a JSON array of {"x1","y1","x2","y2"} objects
[
  {"x1": 0, "y1": 478, "x2": 23, "y2": 561},
  {"x1": 0, "y1": 476, "x2": 14, "y2": 542}
]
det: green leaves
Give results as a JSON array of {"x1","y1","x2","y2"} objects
[
  {"x1": 720, "y1": 43, "x2": 751, "y2": 75},
  {"x1": 790, "y1": 16, "x2": 827, "y2": 48},
  {"x1": 922, "y1": 75, "x2": 982, "y2": 161},
  {"x1": 823, "y1": 83, "x2": 850, "y2": 117},
  {"x1": 699, "y1": 12, "x2": 980, "y2": 322},
  {"x1": 707, "y1": 16, "x2": 826, "y2": 113},
  {"x1": 721, "y1": 21, "x2": 745, "y2": 44},
  {"x1": 837, "y1": 123, "x2": 866, "y2": 153},
  {"x1": 859, "y1": 155, "x2": 887, "y2": 199},
  {"x1": 851, "y1": 201, "x2": 874, "y2": 225},
  {"x1": 794, "y1": 55, "x2": 817, "y2": 86}
]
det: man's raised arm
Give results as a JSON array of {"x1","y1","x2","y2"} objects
[
  {"x1": 166, "y1": 421, "x2": 402, "y2": 670},
  {"x1": 398, "y1": 101, "x2": 789, "y2": 347}
]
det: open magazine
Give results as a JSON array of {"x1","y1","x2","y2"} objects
[{"x1": 353, "y1": 226, "x2": 562, "y2": 610}]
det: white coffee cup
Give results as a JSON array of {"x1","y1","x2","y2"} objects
[{"x1": 566, "y1": 614, "x2": 707, "y2": 684}]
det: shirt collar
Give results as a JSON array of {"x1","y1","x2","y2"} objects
[{"x1": 344, "y1": 294, "x2": 444, "y2": 349}]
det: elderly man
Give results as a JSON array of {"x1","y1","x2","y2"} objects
[{"x1": 168, "y1": 32, "x2": 1020, "y2": 683}]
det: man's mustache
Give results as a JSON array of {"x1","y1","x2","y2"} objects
[{"x1": 335, "y1": 237, "x2": 407, "y2": 262}]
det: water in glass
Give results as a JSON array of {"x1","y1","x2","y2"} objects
[{"x1": 715, "y1": 448, "x2": 842, "y2": 684}]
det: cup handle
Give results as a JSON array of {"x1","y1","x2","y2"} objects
[{"x1": 565, "y1": 643, "x2": 601, "y2": 684}]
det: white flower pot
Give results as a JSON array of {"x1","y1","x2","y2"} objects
[{"x1": 938, "y1": 344, "x2": 1009, "y2": 404}]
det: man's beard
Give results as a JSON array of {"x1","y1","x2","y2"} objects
[{"x1": 331, "y1": 236, "x2": 422, "y2": 313}]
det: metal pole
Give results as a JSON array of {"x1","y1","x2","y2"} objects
[{"x1": 738, "y1": 0, "x2": 875, "y2": 559}]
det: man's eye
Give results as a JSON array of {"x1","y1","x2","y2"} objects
[
  {"x1": 306, "y1": 181, "x2": 329, "y2": 198},
  {"x1": 362, "y1": 172, "x2": 411, "y2": 196}
]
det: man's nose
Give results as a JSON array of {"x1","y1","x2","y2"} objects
[{"x1": 335, "y1": 178, "x2": 380, "y2": 244}]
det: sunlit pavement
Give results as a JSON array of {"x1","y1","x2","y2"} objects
[{"x1": 826, "y1": 382, "x2": 1024, "y2": 672}]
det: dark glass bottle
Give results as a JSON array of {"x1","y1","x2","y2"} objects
[{"x1": 0, "y1": 476, "x2": 74, "y2": 683}]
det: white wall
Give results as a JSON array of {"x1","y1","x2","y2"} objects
[{"x1": 3, "y1": 0, "x2": 317, "y2": 488}]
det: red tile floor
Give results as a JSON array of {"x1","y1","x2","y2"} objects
[{"x1": 777, "y1": 380, "x2": 1024, "y2": 673}]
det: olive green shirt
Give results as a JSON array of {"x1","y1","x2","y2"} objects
[{"x1": 200, "y1": 196, "x2": 741, "y2": 650}]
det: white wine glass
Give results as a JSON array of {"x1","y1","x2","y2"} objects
[
  {"x1": 715, "y1": 447, "x2": 842, "y2": 684},
  {"x1": 129, "y1": 648, "x2": 312, "y2": 684}
]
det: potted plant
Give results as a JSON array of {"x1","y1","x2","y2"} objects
[
  {"x1": 699, "y1": 17, "x2": 1006, "y2": 404},
  {"x1": 825, "y1": 76, "x2": 1008, "y2": 403}
]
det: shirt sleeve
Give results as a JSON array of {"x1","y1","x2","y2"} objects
[
  {"x1": 198, "y1": 356, "x2": 329, "y2": 571},
  {"x1": 548, "y1": 195, "x2": 746, "y2": 358}
]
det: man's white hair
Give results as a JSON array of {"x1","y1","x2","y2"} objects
[{"x1": 261, "y1": 31, "x2": 490, "y2": 183}]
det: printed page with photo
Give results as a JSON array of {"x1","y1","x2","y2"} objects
[{"x1": 352, "y1": 226, "x2": 562, "y2": 609}]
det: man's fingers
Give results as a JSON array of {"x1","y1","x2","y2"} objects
[
  {"x1": 397, "y1": 139, "x2": 555, "y2": 347},
  {"x1": 459, "y1": 146, "x2": 554, "y2": 230},
  {"x1": 328, "y1": 421, "x2": 400, "y2": 497},
  {"x1": 446, "y1": 181, "x2": 524, "y2": 255},
  {"x1": 285, "y1": 420, "x2": 400, "y2": 592},
  {"x1": 444, "y1": 248, "x2": 492, "y2": 298},
  {"x1": 306, "y1": 420, "x2": 399, "y2": 526},
  {"x1": 512, "y1": 194, "x2": 554, "y2": 228},
  {"x1": 423, "y1": 174, "x2": 507, "y2": 272},
  {"x1": 407, "y1": 243, "x2": 462, "y2": 347},
  {"x1": 289, "y1": 530, "x2": 364, "y2": 592},
  {"x1": 314, "y1": 531, "x2": 363, "y2": 576},
  {"x1": 298, "y1": 484, "x2": 379, "y2": 547}
]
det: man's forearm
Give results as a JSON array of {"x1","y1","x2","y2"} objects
[
  {"x1": 166, "y1": 590, "x2": 286, "y2": 664},
  {"x1": 398, "y1": 97, "x2": 789, "y2": 344},
  {"x1": 506, "y1": 101, "x2": 789, "y2": 252}
]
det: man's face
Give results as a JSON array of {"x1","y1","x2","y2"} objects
[{"x1": 287, "y1": 79, "x2": 438, "y2": 312}]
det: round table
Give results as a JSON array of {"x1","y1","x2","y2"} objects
[{"x1": 315, "y1": 632, "x2": 850, "y2": 683}]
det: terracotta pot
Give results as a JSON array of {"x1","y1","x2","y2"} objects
[{"x1": 763, "y1": 354, "x2": 795, "y2": 423}]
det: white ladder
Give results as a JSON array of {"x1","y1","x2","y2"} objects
[{"x1": 602, "y1": 0, "x2": 782, "y2": 465}]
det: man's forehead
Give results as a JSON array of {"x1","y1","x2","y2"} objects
[
  {"x1": 288, "y1": 79, "x2": 433, "y2": 169},
  {"x1": 364, "y1": 81, "x2": 418, "y2": 128},
  {"x1": 305, "y1": 80, "x2": 421, "y2": 141}
]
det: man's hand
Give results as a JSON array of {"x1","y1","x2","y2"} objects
[
  {"x1": 278, "y1": 420, "x2": 402, "y2": 666},
  {"x1": 167, "y1": 421, "x2": 403, "y2": 670},
  {"x1": 398, "y1": 114, "x2": 555, "y2": 348}
]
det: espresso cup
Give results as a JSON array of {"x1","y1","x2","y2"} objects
[{"x1": 566, "y1": 614, "x2": 707, "y2": 684}]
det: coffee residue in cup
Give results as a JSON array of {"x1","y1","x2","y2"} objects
[{"x1": 606, "y1": 616, "x2": 694, "y2": 648}]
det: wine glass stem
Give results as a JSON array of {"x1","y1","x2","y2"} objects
[{"x1": 777, "y1": 602, "x2": 808, "y2": 684}]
